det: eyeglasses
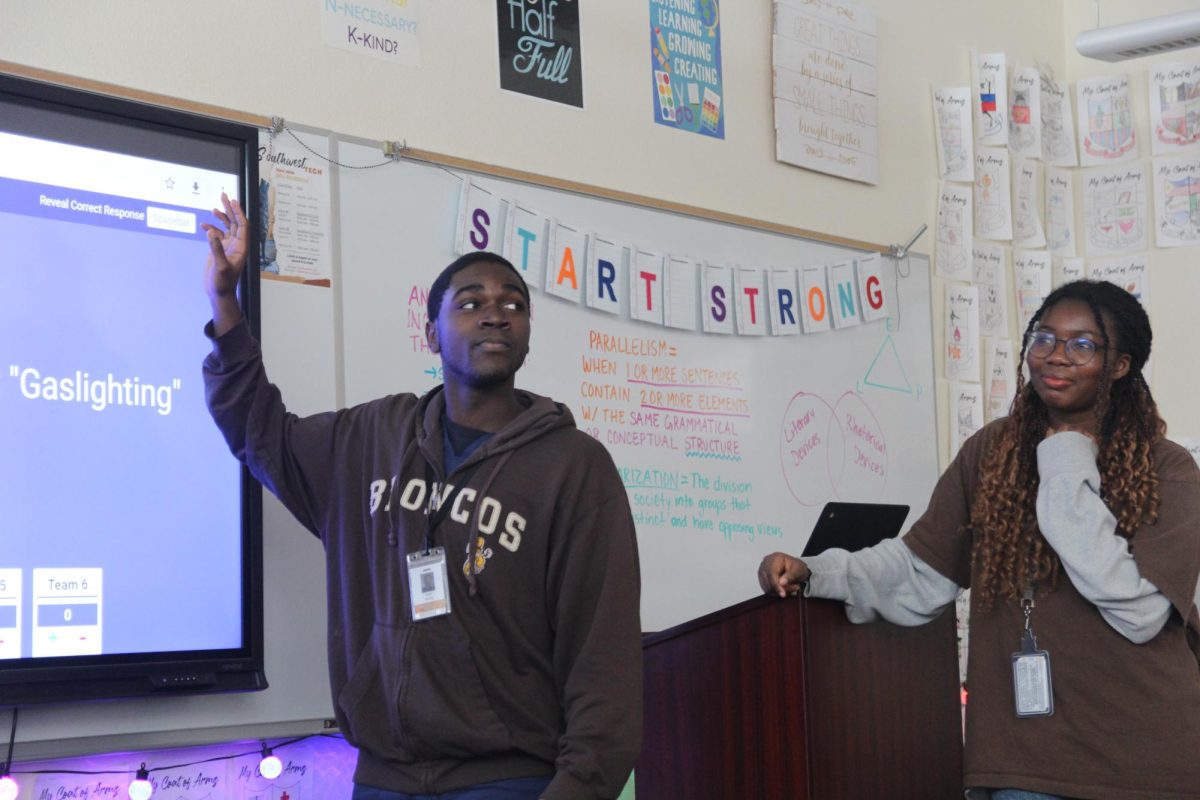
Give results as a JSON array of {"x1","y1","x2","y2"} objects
[{"x1": 1025, "y1": 331, "x2": 1104, "y2": 366}]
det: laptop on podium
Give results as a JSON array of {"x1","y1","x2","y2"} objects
[{"x1": 801, "y1": 502, "x2": 911, "y2": 558}]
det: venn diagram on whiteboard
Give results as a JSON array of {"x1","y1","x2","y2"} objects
[{"x1": 779, "y1": 391, "x2": 887, "y2": 506}]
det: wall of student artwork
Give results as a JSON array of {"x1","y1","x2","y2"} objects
[
  {"x1": 1062, "y1": 0, "x2": 1200, "y2": 445},
  {"x1": 336, "y1": 139, "x2": 939, "y2": 631}
]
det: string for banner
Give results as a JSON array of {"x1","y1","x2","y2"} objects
[{"x1": 273, "y1": 118, "x2": 398, "y2": 171}]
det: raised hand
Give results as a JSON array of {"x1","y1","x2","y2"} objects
[{"x1": 201, "y1": 192, "x2": 248, "y2": 335}]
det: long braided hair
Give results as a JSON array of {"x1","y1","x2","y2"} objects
[{"x1": 969, "y1": 280, "x2": 1165, "y2": 610}]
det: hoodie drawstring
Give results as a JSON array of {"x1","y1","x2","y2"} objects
[{"x1": 386, "y1": 438, "x2": 422, "y2": 547}]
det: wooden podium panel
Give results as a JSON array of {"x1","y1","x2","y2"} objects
[{"x1": 636, "y1": 595, "x2": 962, "y2": 799}]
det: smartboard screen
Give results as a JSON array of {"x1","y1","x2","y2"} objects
[{"x1": 0, "y1": 74, "x2": 264, "y2": 704}]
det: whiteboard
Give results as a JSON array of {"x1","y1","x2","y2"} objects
[{"x1": 337, "y1": 140, "x2": 939, "y2": 631}]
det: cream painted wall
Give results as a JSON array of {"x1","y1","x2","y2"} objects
[
  {"x1": 7, "y1": 5, "x2": 1191, "y2": 458},
  {"x1": 0, "y1": 1, "x2": 1065, "y2": 247},
  {"x1": 0, "y1": 0, "x2": 1071, "y2": 469}
]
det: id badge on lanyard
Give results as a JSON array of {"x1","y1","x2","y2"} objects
[
  {"x1": 1011, "y1": 587, "x2": 1054, "y2": 717},
  {"x1": 407, "y1": 547, "x2": 451, "y2": 621},
  {"x1": 406, "y1": 460, "x2": 482, "y2": 622}
]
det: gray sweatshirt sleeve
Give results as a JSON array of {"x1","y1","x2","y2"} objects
[
  {"x1": 1035, "y1": 431, "x2": 1173, "y2": 643},
  {"x1": 804, "y1": 537, "x2": 962, "y2": 626}
]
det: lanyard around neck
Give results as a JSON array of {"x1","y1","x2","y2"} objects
[{"x1": 422, "y1": 459, "x2": 483, "y2": 554}]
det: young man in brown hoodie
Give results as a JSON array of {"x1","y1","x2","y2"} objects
[{"x1": 202, "y1": 194, "x2": 642, "y2": 800}]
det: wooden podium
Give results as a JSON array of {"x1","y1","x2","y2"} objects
[{"x1": 636, "y1": 595, "x2": 963, "y2": 799}]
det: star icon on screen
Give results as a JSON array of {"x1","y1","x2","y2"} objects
[{"x1": 164, "y1": 177, "x2": 175, "y2": 189}]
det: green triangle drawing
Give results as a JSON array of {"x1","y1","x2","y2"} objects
[{"x1": 863, "y1": 335, "x2": 913, "y2": 394}]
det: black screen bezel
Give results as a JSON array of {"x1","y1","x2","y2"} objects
[{"x1": 0, "y1": 73, "x2": 266, "y2": 705}]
